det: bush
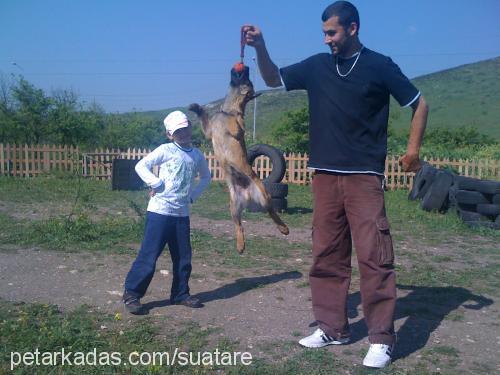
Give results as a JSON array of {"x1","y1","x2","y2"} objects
[{"x1": 271, "y1": 107, "x2": 309, "y2": 153}]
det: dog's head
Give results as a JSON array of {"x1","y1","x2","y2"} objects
[{"x1": 228, "y1": 64, "x2": 261, "y2": 106}]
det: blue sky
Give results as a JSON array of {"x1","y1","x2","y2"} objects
[{"x1": 1, "y1": 0, "x2": 499, "y2": 113}]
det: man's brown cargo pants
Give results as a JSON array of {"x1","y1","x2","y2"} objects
[{"x1": 310, "y1": 171, "x2": 396, "y2": 345}]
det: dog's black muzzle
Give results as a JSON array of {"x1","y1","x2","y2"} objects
[{"x1": 230, "y1": 66, "x2": 250, "y2": 86}]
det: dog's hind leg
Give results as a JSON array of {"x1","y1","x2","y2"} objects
[
  {"x1": 228, "y1": 182, "x2": 246, "y2": 253},
  {"x1": 267, "y1": 208, "x2": 289, "y2": 235}
]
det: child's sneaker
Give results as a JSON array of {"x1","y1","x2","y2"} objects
[
  {"x1": 122, "y1": 291, "x2": 145, "y2": 315},
  {"x1": 298, "y1": 328, "x2": 350, "y2": 348},
  {"x1": 362, "y1": 343, "x2": 393, "y2": 368}
]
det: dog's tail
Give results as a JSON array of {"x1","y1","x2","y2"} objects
[{"x1": 188, "y1": 103, "x2": 210, "y2": 134}]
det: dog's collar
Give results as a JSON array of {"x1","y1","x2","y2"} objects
[{"x1": 220, "y1": 109, "x2": 244, "y2": 117}]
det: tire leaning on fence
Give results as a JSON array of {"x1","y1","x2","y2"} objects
[
  {"x1": 406, "y1": 163, "x2": 500, "y2": 229},
  {"x1": 420, "y1": 170, "x2": 454, "y2": 212},
  {"x1": 246, "y1": 182, "x2": 289, "y2": 213},
  {"x1": 263, "y1": 181, "x2": 288, "y2": 198},
  {"x1": 247, "y1": 144, "x2": 286, "y2": 184},
  {"x1": 408, "y1": 162, "x2": 437, "y2": 201},
  {"x1": 246, "y1": 144, "x2": 288, "y2": 213},
  {"x1": 271, "y1": 198, "x2": 288, "y2": 212}
]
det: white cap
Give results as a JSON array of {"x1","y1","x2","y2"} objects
[{"x1": 163, "y1": 110, "x2": 189, "y2": 134}]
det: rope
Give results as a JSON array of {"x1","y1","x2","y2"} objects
[{"x1": 240, "y1": 26, "x2": 246, "y2": 63}]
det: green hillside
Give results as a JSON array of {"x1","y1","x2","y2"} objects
[
  {"x1": 132, "y1": 57, "x2": 499, "y2": 141},
  {"x1": 130, "y1": 89, "x2": 308, "y2": 143},
  {"x1": 390, "y1": 57, "x2": 500, "y2": 139}
]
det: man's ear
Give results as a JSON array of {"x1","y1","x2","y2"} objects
[
  {"x1": 348, "y1": 22, "x2": 358, "y2": 36},
  {"x1": 166, "y1": 131, "x2": 173, "y2": 140}
]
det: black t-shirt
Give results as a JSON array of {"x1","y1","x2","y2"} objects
[{"x1": 280, "y1": 48, "x2": 419, "y2": 174}]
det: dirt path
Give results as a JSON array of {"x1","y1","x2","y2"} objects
[
  {"x1": 1, "y1": 233, "x2": 499, "y2": 373},
  {"x1": 191, "y1": 214, "x2": 311, "y2": 244}
]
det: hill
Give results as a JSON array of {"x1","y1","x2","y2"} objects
[
  {"x1": 129, "y1": 57, "x2": 500, "y2": 141},
  {"x1": 390, "y1": 57, "x2": 500, "y2": 139}
]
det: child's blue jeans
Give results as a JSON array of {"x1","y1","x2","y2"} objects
[{"x1": 124, "y1": 211, "x2": 192, "y2": 303}]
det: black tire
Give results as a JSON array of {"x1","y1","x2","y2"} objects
[
  {"x1": 247, "y1": 144, "x2": 286, "y2": 183},
  {"x1": 457, "y1": 203, "x2": 479, "y2": 212},
  {"x1": 493, "y1": 194, "x2": 500, "y2": 205},
  {"x1": 420, "y1": 170, "x2": 454, "y2": 212},
  {"x1": 263, "y1": 182, "x2": 288, "y2": 198},
  {"x1": 408, "y1": 162, "x2": 437, "y2": 201},
  {"x1": 246, "y1": 201, "x2": 265, "y2": 213},
  {"x1": 455, "y1": 190, "x2": 489, "y2": 205},
  {"x1": 457, "y1": 209, "x2": 482, "y2": 222},
  {"x1": 112, "y1": 159, "x2": 143, "y2": 191},
  {"x1": 448, "y1": 185, "x2": 458, "y2": 208},
  {"x1": 476, "y1": 204, "x2": 500, "y2": 217},
  {"x1": 455, "y1": 176, "x2": 500, "y2": 195},
  {"x1": 272, "y1": 198, "x2": 288, "y2": 213}
]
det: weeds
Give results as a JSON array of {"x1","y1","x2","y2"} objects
[{"x1": 1, "y1": 176, "x2": 499, "y2": 373}]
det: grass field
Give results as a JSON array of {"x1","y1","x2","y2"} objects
[{"x1": 1, "y1": 175, "x2": 499, "y2": 374}]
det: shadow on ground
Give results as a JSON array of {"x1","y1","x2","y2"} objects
[
  {"x1": 142, "y1": 271, "x2": 302, "y2": 313},
  {"x1": 342, "y1": 285, "x2": 493, "y2": 359},
  {"x1": 286, "y1": 207, "x2": 313, "y2": 215}
]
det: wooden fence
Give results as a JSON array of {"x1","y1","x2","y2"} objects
[{"x1": 1, "y1": 144, "x2": 499, "y2": 190}]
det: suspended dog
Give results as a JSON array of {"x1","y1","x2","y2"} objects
[{"x1": 189, "y1": 64, "x2": 289, "y2": 253}]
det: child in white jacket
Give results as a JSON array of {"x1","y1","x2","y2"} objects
[{"x1": 123, "y1": 111, "x2": 211, "y2": 314}]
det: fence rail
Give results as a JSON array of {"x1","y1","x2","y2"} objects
[{"x1": 1, "y1": 144, "x2": 499, "y2": 190}]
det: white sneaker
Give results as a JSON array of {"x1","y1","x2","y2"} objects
[
  {"x1": 362, "y1": 343, "x2": 393, "y2": 368},
  {"x1": 298, "y1": 328, "x2": 350, "y2": 348}
]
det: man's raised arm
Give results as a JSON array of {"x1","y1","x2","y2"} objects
[{"x1": 242, "y1": 25, "x2": 283, "y2": 88}]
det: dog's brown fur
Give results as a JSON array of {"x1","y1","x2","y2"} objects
[{"x1": 189, "y1": 69, "x2": 289, "y2": 253}]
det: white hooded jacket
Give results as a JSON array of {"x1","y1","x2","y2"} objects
[{"x1": 135, "y1": 142, "x2": 211, "y2": 217}]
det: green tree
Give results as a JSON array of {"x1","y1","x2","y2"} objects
[
  {"x1": 99, "y1": 112, "x2": 163, "y2": 149},
  {"x1": 424, "y1": 126, "x2": 495, "y2": 149},
  {"x1": 0, "y1": 74, "x2": 18, "y2": 143},
  {"x1": 48, "y1": 89, "x2": 95, "y2": 147},
  {"x1": 11, "y1": 78, "x2": 52, "y2": 144},
  {"x1": 271, "y1": 106, "x2": 309, "y2": 153},
  {"x1": 78, "y1": 102, "x2": 107, "y2": 149}
]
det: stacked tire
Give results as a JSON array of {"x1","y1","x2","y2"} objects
[
  {"x1": 408, "y1": 162, "x2": 500, "y2": 229},
  {"x1": 246, "y1": 144, "x2": 288, "y2": 213},
  {"x1": 450, "y1": 176, "x2": 500, "y2": 229}
]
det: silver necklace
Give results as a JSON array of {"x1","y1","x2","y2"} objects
[{"x1": 336, "y1": 46, "x2": 364, "y2": 77}]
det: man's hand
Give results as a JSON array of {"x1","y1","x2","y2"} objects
[
  {"x1": 241, "y1": 24, "x2": 282, "y2": 88},
  {"x1": 399, "y1": 153, "x2": 422, "y2": 172},
  {"x1": 242, "y1": 25, "x2": 265, "y2": 48}
]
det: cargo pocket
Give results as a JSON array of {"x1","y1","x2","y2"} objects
[{"x1": 376, "y1": 217, "x2": 394, "y2": 266}]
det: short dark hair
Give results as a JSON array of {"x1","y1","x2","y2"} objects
[{"x1": 321, "y1": 1, "x2": 360, "y2": 33}]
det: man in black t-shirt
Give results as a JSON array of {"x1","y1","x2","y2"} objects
[{"x1": 243, "y1": 1, "x2": 428, "y2": 369}]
